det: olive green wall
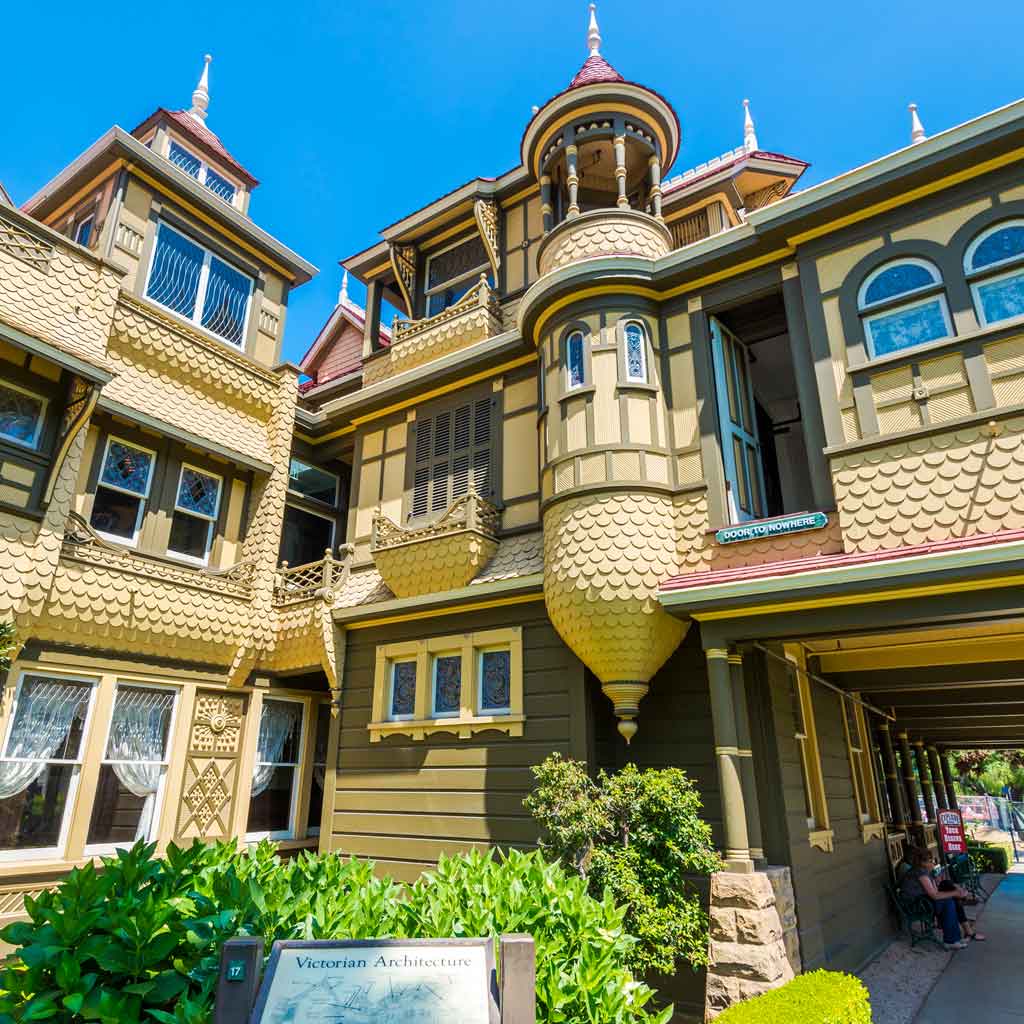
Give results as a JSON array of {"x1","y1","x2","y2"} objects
[{"x1": 330, "y1": 602, "x2": 589, "y2": 881}]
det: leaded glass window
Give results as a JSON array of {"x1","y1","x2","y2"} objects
[
  {"x1": 0, "y1": 382, "x2": 46, "y2": 449},
  {"x1": 425, "y1": 236, "x2": 492, "y2": 316},
  {"x1": 431, "y1": 655, "x2": 462, "y2": 718},
  {"x1": 168, "y1": 141, "x2": 237, "y2": 205},
  {"x1": 624, "y1": 322, "x2": 647, "y2": 383},
  {"x1": 168, "y1": 465, "x2": 222, "y2": 564},
  {"x1": 389, "y1": 661, "x2": 417, "y2": 720},
  {"x1": 966, "y1": 221, "x2": 1024, "y2": 327},
  {"x1": 566, "y1": 330, "x2": 586, "y2": 390},
  {"x1": 145, "y1": 223, "x2": 252, "y2": 347},
  {"x1": 858, "y1": 259, "x2": 951, "y2": 357},
  {"x1": 479, "y1": 649, "x2": 511, "y2": 713},
  {"x1": 91, "y1": 438, "x2": 155, "y2": 544}
]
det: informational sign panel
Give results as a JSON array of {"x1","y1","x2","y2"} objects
[
  {"x1": 249, "y1": 939, "x2": 498, "y2": 1024},
  {"x1": 715, "y1": 511, "x2": 828, "y2": 545},
  {"x1": 937, "y1": 808, "x2": 967, "y2": 856}
]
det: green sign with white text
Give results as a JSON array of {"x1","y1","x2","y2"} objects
[{"x1": 715, "y1": 511, "x2": 828, "y2": 546}]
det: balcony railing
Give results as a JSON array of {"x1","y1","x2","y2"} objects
[
  {"x1": 668, "y1": 201, "x2": 732, "y2": 250},
  {"x1": 273, "y1": 545, "x2": 354, "y2": 606}
]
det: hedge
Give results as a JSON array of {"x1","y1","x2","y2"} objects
[
  {"x1": 967, "y1": 840, "x2": 1010, "y2": 874},
  {"x1": 713, "y1": 970, "x2": 871, "y2": 1024}
]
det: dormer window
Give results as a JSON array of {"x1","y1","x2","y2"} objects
[
  {"x1": 144, "y1": 222, "x2": 253, "y2": 347},
  {"x1": 168, "y1": 140, "x2": 238, "y2": 206}
]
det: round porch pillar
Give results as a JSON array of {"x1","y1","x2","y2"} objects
[
  {"x1": 938, "y1": 748, "x2": 960, "y2": 813},
  {"x1": 914, "y1": 740, "x2": 937, "y2": 822},
  {"x1": 707, "y1": 647, "x2": 753, "y2": 872},
  {"x1": 897, "y1": 731, "x2": 923, "y2": 825},
  {"x1": 927, "y1": 745, "x2": 949, "y2": 811},
  {"x1": 877, "y1": 723, "x2": 908, "y2": 827}
]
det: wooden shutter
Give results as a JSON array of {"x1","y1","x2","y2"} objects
[{"x1": 409, "y1": 397, "x2": 494, "y2": 520}]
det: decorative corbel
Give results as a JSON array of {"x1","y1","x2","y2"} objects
[
  {"x1": 42, "y1": 376, "x2": 99, "y2": 506},
  {"x1": 473, "y1": 199, "x2": 501, "y2": 278},
  {"x1": 388, "y1": 242, "x2": 418, "y2": 316}
]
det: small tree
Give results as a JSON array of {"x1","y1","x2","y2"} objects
[
  {"x1": 0, "y1": 621, "x2": 15, "y2": 672},
  {"x1": 524, "y1": 754, "x2": 721, "y2": 975}
]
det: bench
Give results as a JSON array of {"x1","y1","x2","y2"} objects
[
  {"x1": 948, "y1": 853, "x2": 990, "y2": 904},
  {"x1": 884, "y1": 878, "x2": 943, "y2": 949}
]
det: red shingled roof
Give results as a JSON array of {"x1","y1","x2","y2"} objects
[
  {"x1": 570, "y1": 54, "x2": 624, "y2": 88},
  {"x1": 659, "y1": 527, "x2": 1024, "y2": 595}
]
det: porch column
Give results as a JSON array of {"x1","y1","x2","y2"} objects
[
  {"x1": 877, "y1": 723, "x2": 908, "y2": 827},
  {"x1": 566, "y1": 144, "x2": 580, "y2": 218},
  {"x1": 927, "y1": 746, "x2": 948, "y2": 811},
  {"x1": 648, "y1": 155, "x2": 662, "y2": 219},
  {"x1": 897, "y1": 731, "x2": 923, "y2": 825},
  {"x1": 729, "y1": 651, "x2": 764, "y2": 864},
  {"x1": 362, "y1": 279, "x2": 383, "y2": 358},
  {"x1": 914, "y1": 740, "x2": 937, "y2": 822},
  {"x1": 706, "y1": 647, "x2": 752, "y2": 872},
  {"x1": 614, "y1": 133, "x2": 629, "y2": 209},
  {"x1": 939, "y1": 748, "x2": 960, "y2": 812},
  {"x1": 539, "y1": 174, "x2": 554, "y2": 233}
]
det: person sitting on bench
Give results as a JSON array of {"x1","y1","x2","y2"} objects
[{"x1": 899, "y1": 849, "x2": 982, "y2": 949}]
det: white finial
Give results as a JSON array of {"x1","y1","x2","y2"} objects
[
  {"x1": 587, "y1": 3, "x2": 602, "y2": 56},
  {"x1": 909, "y1": 103, "x2": 925, "y2": 144},
  {"x1": 743, "y1": 99, "x2": 759, "y2": 153},
  {"x1": 189, "y1": 54, "x2": 212, "y2": 123},
  {"x1": 531, "y1": 104, "x2": 539, "y2": 115},
  {"x1": 339, "y1": 270, "x2": 349, "y2": 306}
]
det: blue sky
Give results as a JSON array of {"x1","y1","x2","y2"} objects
[{"x1": 4, "y1": 0, "x2": 1023, "y2": 363}]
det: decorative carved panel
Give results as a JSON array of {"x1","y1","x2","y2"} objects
[{"x1": 175, "y1": 690, "x2": 248, "y2": 841}]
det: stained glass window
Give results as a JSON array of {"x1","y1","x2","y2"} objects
[
  {"x1": 431, "y1": 655, "x2": 462, "y2": 717},
  {"x1": 176, "y1": 468, "x2": 220, "y2": 519},
  {"x1": 479, "y1": 650, "x2": 511, "y2": 713},
  {"x1": 861, "y1": 262, "x2": 937, "y2": 306},
  {"x1": 864, "y1": 298, "x2": 950, "y2": 357},
  {"x1": 566, "y1": 331, "x2": 585, "y2": 389},
  {"x1": 100, "y1": 440, "x2": 153, "y2": 496},
  {"x1": 0, "y1": 382, "x2": 45, "y2": 448},
  {"x1": 146, "y1": 223, "x2": 252, "y2": 346},
  {"x1": 967, "y1": 223, "x2": 1024, "y2": 272},
  {"x1": 966, "y1": 222, "x2": 1024, "y2": 327},
  {"x1": 390, "y1": 661, "x2": 417, "y2": 719},
  {"x1": 624, "y1": 322, "x2": 647, "y2": 382}
]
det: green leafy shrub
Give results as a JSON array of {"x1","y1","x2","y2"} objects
[
  {"x1": 524, "y1": 754, "x2": 721, "y2": 975},
  {"x1": 713, "y1": 970, "x2": 871, "y2": 1024},
  {"x1": 0, "y1": 840, "x2": 670, "y2": 1024},
  {"x1": 0, "y1": 621, "x2": 16, "y2": 672},
  {"x1": 967, "y1": 840, "x2": 1010, "y2": 873}
]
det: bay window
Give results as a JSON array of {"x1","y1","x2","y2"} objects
[
  {"x1": 145, "y1": 222, "x2": 253, "y2": 347},
  {"x1": 86, "y1": 685, "x2": 176, "y2": 850},
  {"x1": 247, "y1": 698, "x2": 304, "y2": 839},
  {"x1": 0, "y1": 675, "x2": 95, "y2": 859}
]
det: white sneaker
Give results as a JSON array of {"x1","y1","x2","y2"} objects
[{"x1": 944, "y1": 940, "x2": 969, "y2": 950}]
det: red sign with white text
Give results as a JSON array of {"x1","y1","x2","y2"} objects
[{"x1": 938, "y1": 809, "x2": 967, "y2": 856}]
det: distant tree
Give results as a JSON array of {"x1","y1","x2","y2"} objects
[{"x1": 951, "y1": 748, "x2": 1024, "y2": 800}]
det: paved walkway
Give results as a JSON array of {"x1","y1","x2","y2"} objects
[{"x1": 915, "y1": 867, "x2": 1024, "y2": 1023}]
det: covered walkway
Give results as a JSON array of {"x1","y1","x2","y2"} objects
[{"x1": 915, "y1": 869, "x2": 1024, "y2": 1023}]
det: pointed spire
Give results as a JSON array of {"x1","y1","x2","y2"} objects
[
  {"x1": 189, "y1": 54, "x2": 212, "y2": 123},
  {"x1": 909, "y1": 103, "x2": 926, "y2": 144},
  {"x1": 587, "y1": 3, "x2": 602, "y2": 55},
  {"x1": 339, "y1": 270, "x2": 349, "y2": 306},
  {"x1": 743, "y1": 99, "x2": 759, "y2": 153}
]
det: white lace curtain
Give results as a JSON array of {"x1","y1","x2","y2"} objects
[
  {"x1": 252, "y1": 700, "x2": 301, "y2": 797},
  {"x1": 0, "y1": 680, "x2": 90, "y2": 800},
  {"x1": 105, "y1": 687, "x2": 175, "y2": 840}
]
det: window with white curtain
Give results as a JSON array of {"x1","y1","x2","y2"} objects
[
  {"x1": 144, "y1": 222, "x2": 253, "y2": 347},
  {"x1": 247, "y1": 698, "x2": 304, "y2": 839},
  {"x1": 306, "y1": 704, "x2": 331, "y2": 836},
  {"x1": 86, "y1": 685, "x2": 176, "y2": 850},
  {"x1": 964, "y1": 220, "x2": 1024, "y2": 326},
  {"x1": 0, "y1": 675, "x2": 94, "y2": 859}
]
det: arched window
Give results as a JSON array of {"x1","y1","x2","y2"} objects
[
  {"x1": 857, "y1": 258, "x2": 952, "y2": 358},
  {"x1": 565, "y1": 330, "x2": 586, "y2": 391},
  {"x1": 623, "y1": 321, "x2": 648, "y2": 383},
  {"x1": 964, "y1": 220, "x2": 1024, "y2": 327}
]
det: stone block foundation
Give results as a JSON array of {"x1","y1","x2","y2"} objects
[{"x1": 705, "y1": 867, "x2": 802, "y2": 1020}]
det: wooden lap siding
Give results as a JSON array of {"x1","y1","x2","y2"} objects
[
  {"x1": 756, "y1": 650, "x2": 893, "y2": 973},
  {"x1": 330, "y1": 605, "x2": 588, "y2": 881}
]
